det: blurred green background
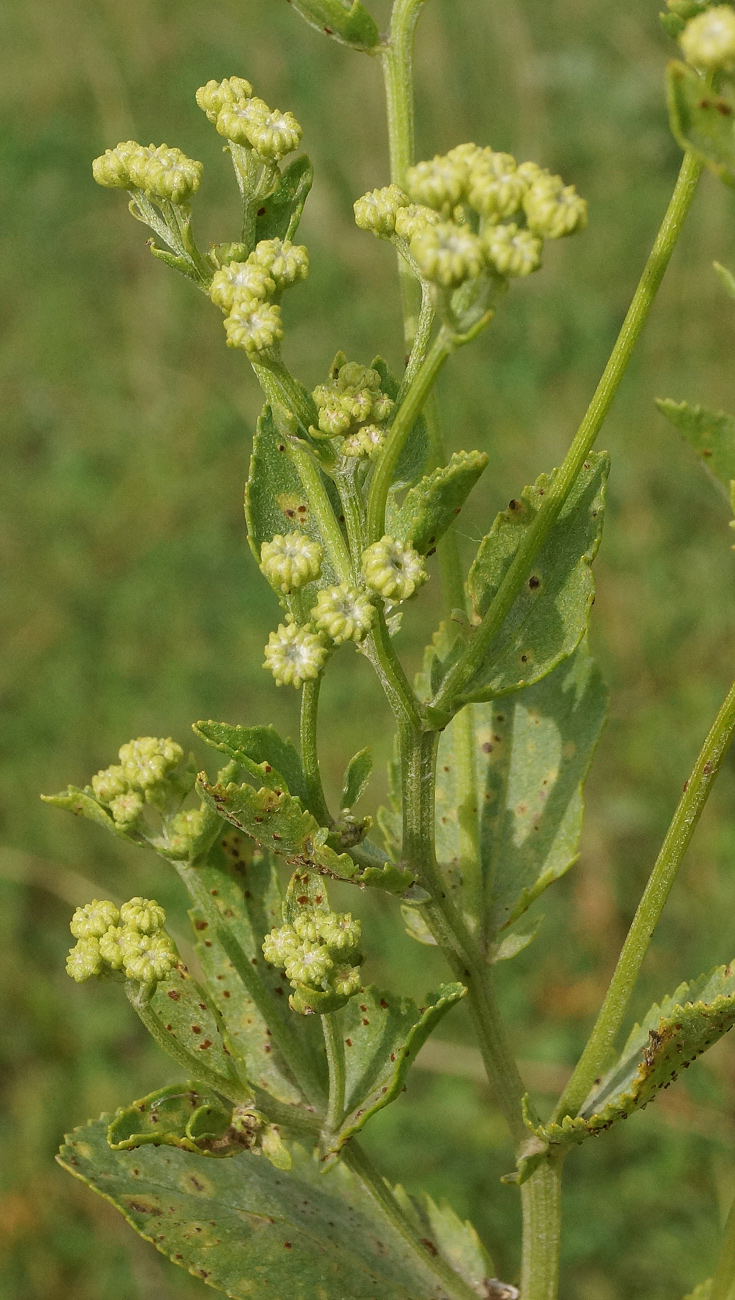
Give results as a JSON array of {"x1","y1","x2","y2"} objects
[{"x1": 3, "y1": 0, "x2": 735, "y2": 1295}]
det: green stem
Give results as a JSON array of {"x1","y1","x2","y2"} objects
[
  {"x1": 554, "y1": 675, "x2": 735, "y2": 1123},
  {"x1": 367, "y1": 330, "x2": 452, "y2": 542},
  {"x1": 334, "y1": 468, "x2": 367, "y2": 573},
  {"x1": 451, "y1": 704, "x2": 482, "y2": 929},
  {"x1": 364, "y1": 607, "x2": 423, "y2": 734},
  {"x1": 344, "y1": 1142, "x2": 480, "y2": 1300},
  {"x1": 321, "y1": 1014, "x2": 346, "y2": 1136},
  {"x1": 712, "y1": 1193, "x2": 735, "y2": 1300},
  {"x1": 398, "y1": 282, "x2": 435, "y2": 399},
  {"x1": 520, "y1": 1155, "x2": 565, "y2": 1300},
  {"x1": 429, "y1": 150, "x2": 704, "y2": 724},
  {"x1": 381, "y1": 0, "x2": 431, "y2": 349},
  {"x1": 125, "y1": 982, "x2": 251, "y2": 1104},
  {"x1": 252, "y1": 356, "x2": 317, "y2": 432},
  {"x1": 300, "y1": 677, "x2": 333, "y2": 826}
]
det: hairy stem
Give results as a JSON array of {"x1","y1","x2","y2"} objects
[
  {"x1": 125, "y1": 982, "x2": 251, "y2": 1104},
  {"x1": 712, "y1": 1192, "x2": 735, "y2": 1300},
  {"x1": 321, "y1": 1014, "x2": 346, "y2": 1136},
  {"x1": 520, "y1": 1155, "x2": 565, "y2": 1300},
  {"x1": 364, "y1": 607, "x2": 423, "y2": 734},
  {"x1": 300, "y1": 677, "x2": 333, "y2": 826},
  {"x1": 554, "y1": 675, "x2": 735, "y2": 1122},
  {"x1": 429, "y1": 150, "x2": 704, "y2": 724}
]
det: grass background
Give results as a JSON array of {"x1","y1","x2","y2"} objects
[{"x1": 3, "y1": 0, "x2": 735, "y2": 1295}]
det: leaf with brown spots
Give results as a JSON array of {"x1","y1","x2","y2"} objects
[
  {"x1": 108, "y1": 1083, "x2": 237, "y2": 1158},
  {"x1": 667, "y1": 58, "x2": 735, "y2": 185},
  {"x1": 254, "y1": 155, "x2": 313, "y2": 245},
  {"x1": 148, "y1": 962, "x2": 244, "y2": 1093},
  {"x1": 287, "y1": 0, "x2": 381, "y2": 52}
]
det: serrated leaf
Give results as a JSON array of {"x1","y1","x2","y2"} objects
[
  {"x1": 392, "y1": 1187, "x2": 496, "y2": 1295},
  {"x1": 667, "y1": 59, "x2": 735, "y2": 184},
  {"x1": 372, "y1": 356, "x2": 430, "y2": 493},
  {"x1": 58, "y1": 1120, "x2": 461, "y2": 1299},
  {"x1": 194, "y1": 721, "x2": 308, "y2": 805},
  {"x1": 245, "y1": 405, "x2": 343, "y2": 591},
  {"x1": 288, "y1": 0, "x2": 382, "y2": 51},
  {"x1": 513, "y1": 960, "x2": 735, "y2": 1182},
  {"x1": 322, "y1": 983, "x2": 466, "y2": 1162},
  {"x1": 392, "y1": 451, "x2": 489, "y2": 556},
  {"x1": 656, "y1": 398, "x2": 735, "y2": 518},
  {"x1": 148, "y1": 961, "x2": 243, "y2": 1090},
  {"x1": 108, "y1": 1083, "x2": 236, "y2": 1157},
  {"x1": 254, "y1": 155, "x2": 313, "y2": 244},
  {"x1": 41, "y1": 785, "x2": 127, "y2": 837},
  {"x1": 435, "y1": 644, "x2": 607, "y2": 936},
  {"x1": 340, "y1": 747, "x2": 372, "y2": 811},
  {"x1": 454, "y1": 452, "x2": 608, "y2": 707}
]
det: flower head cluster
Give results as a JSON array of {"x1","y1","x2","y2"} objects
[
  {"x1": 196, "y1": 76, "x2": 302, "y2": 163},
  {"x1": 90, "y1": 737, "x2": 185, "y2": 828},
  {"x1": 262, "y1": 904, "x2": 363, "y2": 1014},
  {"x1": 212, "y1": 238, "x2": 309, "y2": 358},
  {"x1": 259, "y1": 531, "x2": 323, "y2": 594},
  {"x1": 311, "y1": 360, "x2": 394, "y2": 456},
  {"x1": 92, "y1": 141, "x2": 203, "y2": 204},
  {"x1": 263, "y1": 621, "x2": 329, "y2": 687},
  {"x1": 310, "y1": 584, "x2": 376, "y2": 644},
  {"x1": 362, "y1": 536, "x2": 427, "y2": 604},
  {"x1": 679, "y1": 5, "x2": 735, "y2": 68},
  {"x1": 66, "y1": 897, "x2": 177, "y2": 985}
]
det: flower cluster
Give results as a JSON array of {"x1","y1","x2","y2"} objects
[
  {"x1": 311, "y1": 359, "x2": 394, "y2": 459},
  {"x1": 90, "y1": 736, "x2": 185, "y2": 828},
  {"x1": 211, "y1": 238, "x2": 309, "y2": 358},
  {"x1": 262, "y1": 905, "x2": 363, "y2": 1015},
  {"x1": 92, "y1": 141, "x2": 203, "y2": 204},
  {"x1": 362, "y1": 536, "x2": 427, "y2": 603},
  {"x1": 196, "y1": 76, "x2": 303, "y2": 162},
  {"x1": 678, "y1": 4, "x2": 735, "y2": 68},
  {"x1": 66, "y1": 897, "x2": 178, "y2": 985},
  {"x1": 354, "y1": 144, "x2": 587, "y2": 295}
]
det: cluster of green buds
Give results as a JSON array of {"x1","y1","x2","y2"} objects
[
  {"x1": 310, "y1": 357, "x2": 395, "y2": 461},
  {"x1": 262, "y1": 901, "x2": 363, "y2": 1015},
  {"x1": 355, "y1": 144, "x2": 587, "y2": 330},
  {"x1": 66, "y1": 897, "x2": 178, "y2": 986},
  {"x1": 93, "y1": 141, "x2": 203, "y2": 205},
  {"x1": 196, "y1": 75, "x2": 302, "y2": 164},
  {"x1": 210, "y1": 236, "x2": 309, "y2": 359},
  {"x1": 675, "y1": 3, "x2": 735, "y2": 69}
]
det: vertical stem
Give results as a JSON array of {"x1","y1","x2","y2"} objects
[
  {"x1": 450, "y1": 704, "x2": 482, "y2": 930},
  {"x1": 300, "y1": 677, "x2": 333, "y2": 827},
  {"x1": 321, "y1": 1014, "x2": 346, "y2": 1136},
  {"x1": 364, "y1": 608, "x2": 423, "y2": 733},
  {"x1": 712, "y1": 1192, "x2": 735, "y2": 1300},
  {"x1": 520, "y1": 1156, "x2": 565, "y2": 1300},
  {"x1": 554, "y1": 676, "x2": 735, "y2": 1123}
]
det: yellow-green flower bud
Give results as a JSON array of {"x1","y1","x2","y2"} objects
[
  {"x1": 393, "y1": 203, "x2": 441, "y2": 242},
  {"x1": 680, "y1": 5, "x2": 735, "y2": 67},
  {"x1": 467, "y1": 151, "x2": 525, "y2": 222},
  {"x1": 250, "y1": 239, "x2": 309, "y2": 290},
  {"x1": 523, "y1": 177, "x2": 587, "y2": 240},
  {"x1": 283, "y1": 940, "x2": 333, "y2": 987},
  {"x1": 167, "y1": 807, "x2": 208, "y2": 857},
  {"x1": 353, "y1": 185, "x2": 409, "y2": 236},
  {"x1": 120, "y1": 896, "x2": 166, "y2": 934},
  {"x1": 331, "y1": 963, "x2": 362, "y2": 998},
  {"x1": 338, "y1": 361, "x2": 381, "y2": 391},
  {"x1": 216, "y1": 97, "x2": 302, "y2": 160},
  {"x1": 209, "y1": 261, "x2": 275, "y2": 312},
  {"x1": 410, "y1": 221, "x2": 487, "y2": 287},
  {"x1": 263, "y1": 924, "x2": 301, "y2": 967},
  {"x1": 70, "y1": 899, "x2": 120, "y2": 940},
  {"x1": 195, "y1": 76, "x2": 253, "y2": 123},
  {"x1": 224, "y1": 300, "x2": 284, "y2": 355},
  {"x1": 128, "y1": 145, "x2": 203, "y2": 204},
  {"x1": 311, "y1": 584, "x2": 375, "y2": 644},
  {"x1": 318, "y1": 912, "x2": 361, "y2": 951},
  {"x1": 91, "y1": 765, "x2": 127, "y2": 803},
  {"x1": 484, "y1": 223, "x2": 542, "y2": 277},
  {"x1": 263, "y1": 622, "x2": 329, "y2": 687},
  {"x1": 209, "y1": 241, "x2": 251, "y2": 269},
  {"x1": 362, "y1": 536, "x2": 427, "y2": 602},
  {"x1": 259, "y1": 532, "x2": 323, "y2": 593},
  {"x1": 447, "y1": 142, "x2": 487, "y2": 171},
  {"x1": 406, "y1": 155, "x2": 468, "y2": 214},
  {"x1": 119, "y1": 737, "x2": 183, "y2": 790},
  {"x1": 98, "y1": 926, "x2": 128, "y2": 971},
  {"x1": 122, "y1": 931, "x2": 178, "y2": 984},
  {"x1": 92, "y1": 141, "x2": 143, "y2": 190},
  {"x1": 66, "y1": 937, "x2": 104, "y2": 982},
  {"x1": 341, "y1": 424, "x2": 386, "y2": 459},
  {"x1": 109, "y1": 791, "x2": 145, "y2": 825}
]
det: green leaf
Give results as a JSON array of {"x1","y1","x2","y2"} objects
[
  {"x1": 714, "y1": 260, "x2": 735, "y2": 299},
  {"x1": 255, "y1": 156, "x2": 314, "y2": 244},
  {"x1": 667, "y1": 59, "x2": 735, "y2": 185},
  {"x1": 391, "y1": 451, "x2": 489, "y2": 556},
  {"x1": 148, "y1": 244, "x2": 201, "y2": 281},
  {"x1": 194, "y1": 720, "x2": 308, "y2": 805},
  {"x1": 321, "y1": 983, "x2": 466, "y2": 1163},
  {"x1": 245, "y1": 405, "x2": 343, "y2": 591},
  {"x1": 391, "y1": 1187, "x2": 496, "y2": 1296},
  {"x1": 656, "y1": 398, "x2": 735, "y2": 520},
  {"x1": 340, "y1": 747, "x2": 372, "y2": 811},
  {"x1": 108, "y1": 1083, "x2": 237, "y2": 1157},
  {"x1": 513, "y1": 959, "x2": 735, "y2": 1182},
  {"x1": 58, "y1": 1119, "x2": 462, "y2": 1299},
  {"x1": 287, "y1": 0, "x2": 382, "y2": 52},
  {"x1": 41, "y1": 785, "x2": 128, "y2": 837},
  {"x1": 149, "y1": 960, "x2": 243, "y2": 1089},
  {"x1": 489, "y1": 916, "x2": 543, "y2": 964},
  {"x1": 454, "y1": 452, "x2": 608, "y2": 706},
  {"x1": 434, "y1": 643, "x2": 607, "y2": 935},
  {"x1": 372, "y1": 356, "x2": 430, "y2": 493}
]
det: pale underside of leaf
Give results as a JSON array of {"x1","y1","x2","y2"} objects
[
  {"x1": 667, "y1": 59, "x2": 735, "y2": 185},
  {"x1": 656, "y1": 397, "x2": 735, "y2": 515}
]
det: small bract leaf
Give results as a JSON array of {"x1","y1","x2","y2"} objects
[
  {"x1": 656, "y1": 398, "x2": 735, "y2": 520},
  {"x1": 41, "y1": 785, "x2": 127, "y2": 838},
  {"x1": 340, "y1": 747, "x2": 373, "y2": 811},
  {"x1": 58, "y1": 1120, "x2": 461, "y2": 1299},
  {"x1": 194, "y1": 720, "x2": 308, "y2": 804},
  {"x1": 667, "y1": 59, "x2": 735, "y2": 185},
  {"x1": 391, "y1": 450, "x2": 488, "y2": 556},
  {"x1": 255, "y1": 155, "x2": 313, "y2": 244},
  {"x1": 321, "y1": 983, "x2": 467, "y2": 1162},
  {"x1": 288, "y1": 0, "x2": 382, "y2": 52}
]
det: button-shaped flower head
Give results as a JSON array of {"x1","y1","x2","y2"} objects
[
  {"x1": 393, "y1": 203, "x2": 441, "y2": 242},
  {"x1": 209, "y1": 260, "x2": 276, "y2": 312},
  {"x1": 311, "y1": 584, "x2": 376, "y2": 644},
  {"x1": 66, "y1": 938, "x2": 104, "y2": 982},
  {"x1": 91, "y1": 764, "x2": 128, "y2": 803},
  {"x1": 166, "y1": 806, "x2": 209, "y2": 859},
  {"x1": 119, "y1": 737, "x2": 184, "y2": 791},
  {"x1": 362, "y1": 536, "x2": 428, "y2": 603},
  {"x1": 259, "y1": 532, "x2": 323, "y2": 594},
  {"x1": 250, "y1": 239, "x2": 309, "y2": 291},
  {"x1": 484, "y1": 223, "x2": 543, "y2": 277},
  {"x1": 406, "y1": 154, "x2": 468, "y2": 214},
  {"x1": 341, "y1": 424, "x2": 386, "y2": 459},
  {"x1": 224, "y1": 300, "x2": 284, "y2": 356},
  {"x1": 120, "y1": 896, "x2": 166, "y2": 935},
  {"x1": 264, "y1": 622, "x2": 329, "y2": 687},
  {"x1": 331, "y1": 963, "x2": 362, "y2": 998},
  {"x1": 353, "y1": 185, "x2": 409, "y2": 237},
  {"x1": 467, "y1": 151, "x2": 526, "y2": 222},
  {"x1": 121, "y1": 931, "x2": 178, "y2": 984},
  {"x1": 98, "y1": 926, "x2": 128, "y2": 971},
  {"x1": 523, "y1": 175, "x2": 587, "y2": 240},
  {"x1": 92, "y1": 140, "x2": 145, "y2": 190},
  {"x1": 317, "y1": 911, "x2": 362, "y2": 952},
  {"x1": 109, "y1": 791, "x2": 145, "y2": 826},
  {"x1": 410, "y1": 221, "x2": 487, "y2": 287},
  {"x1": 680, "y1": 5, "x2": 735, "y2": 68},
  {"x1": 195, "y1": 76, "x2": 253, "y2": 123},
  {"x1": 216, "y1": 96, "x2": 303, "y2": 161},
  {"x1": 312, "y1": 361, "x2": 393, "y2": 439},
  {"x1": 263, "y1": 924, "x2": 302, "y2": 968},
  {"x1": 70, "y1": 899, "x2": 120, "y2": 940},
  {"x1": 283, "y1": 940, "x2": 334, "y2": 986},
  {"x1": 128, "y1": 144, "x2": 203, "y2": 204}
]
